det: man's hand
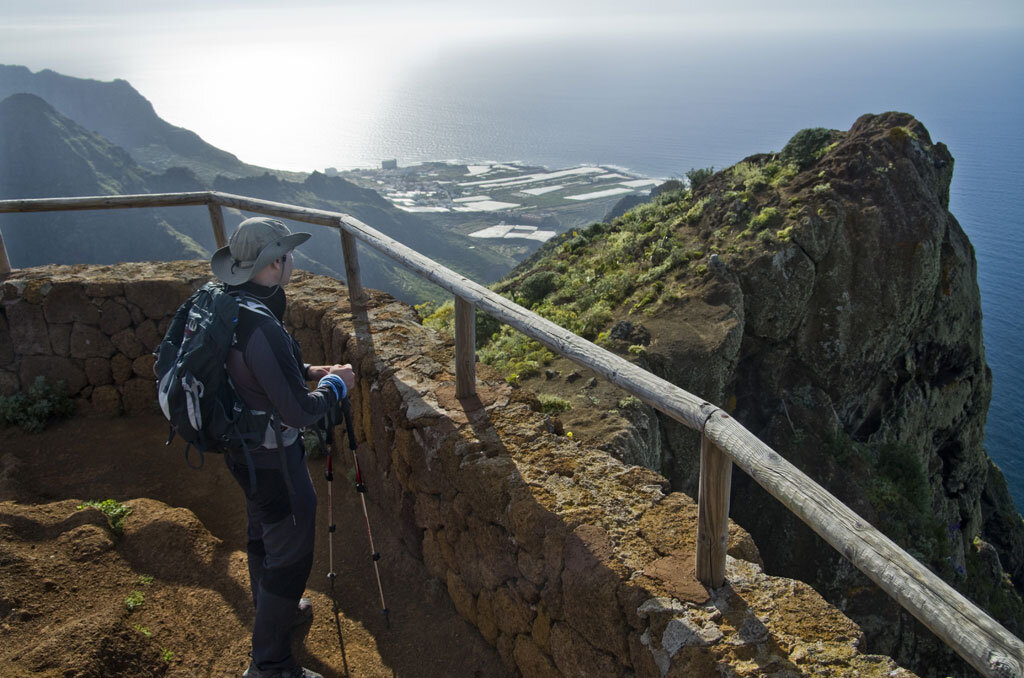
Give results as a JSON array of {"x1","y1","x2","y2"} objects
[
  {"x1": 312, "y1": 364, "x2": 356, "y2": 395},
  {"x1": 309, "y1": 364, "x2": 353, "y2": 380},
  {"x1": 328, "y1": 364, "x2": 356, "y2": 391},
  {"x1": 308, "y1": 365, "x2": 331, "y2": 380}
]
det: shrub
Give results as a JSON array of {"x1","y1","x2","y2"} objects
[
  {"x1": 594, "y1": 272, "x2": 633, "y2": 304},
  {"x1": 519, "y1": 271, "x2": 559, "y2": 306},
  {"x1": 814, "y1": 141, "x2": 839, "y2": 160},
  {"x1": 479, "y1": 327, "x2": 555, "y2": 378},
  {"x1": 78, "y1": 499, "x2": 133, "y2": 536},
  {"x1": 578, "y1": 301, "x2": 614, "y2": 339},
  {"x1": 781, "y1": 127, "x2": 837, "y2": 169},
  {"x1": 413, "y1": 300, "x2": 438, "y2": 321},
  {"x1": 685, "y1": 166, "x2": 715, "y2": 191},
  {"x1": 124, "y1": 590, "x2": 145, "y2": 612},
  {"x1": 749, "y1": 207, "x2": 783, "y2": 232},
  {"x1": 685, "y1": 196, "x2": 711, "y2": 223},
  {"x1": 618, "y1": 395, "x2": 644, "y2": 410},
  {"x1": 732, "y1": 162, "x2": 768, "y2": 192},
  {"x1": 538, "y1": 394, "x2": 571, "y2": 414},
  {"x1": 0, "y1": 376, "x2": 74, "y2": 432},
  {"x1": 653, "y1": 181, "x2": 688, "y2": 205},
  {"x1": 302, "y1": 429, "x2": 326, "y2": 459},
  {"x1": 875, "y1": 442, "x2": 930, "y2": 513},
  {"x1": 422, "y1": 301, "x2": 454, "y2": 334},
  {"x1": 475, "y1": 310, "x2": 502, "y2": 349},
  {"x1": 769, "y1": 162, "x2": 799, "y2": 187}
]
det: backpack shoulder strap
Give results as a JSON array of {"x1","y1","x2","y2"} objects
[{"x1": 231, "y1": 293, "x2": 279, "y2": 323}]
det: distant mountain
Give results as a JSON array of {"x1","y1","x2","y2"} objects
[
  {"x1": 0, "y1": 64, "x2": 266, "y2": 181},
  {"x1": 0, "y1": 93, "x2": 207, "y2": 266},
  {"x1": 0, "y1": 67, "x2": 517, "y2": 302}
]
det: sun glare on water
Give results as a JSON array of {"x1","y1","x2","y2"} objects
[{"x1": 131, "y1": 18, "x2": 442, "y2": 171}]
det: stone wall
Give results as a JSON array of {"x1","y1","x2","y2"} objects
[
  {"x1": 0, "y1": 262, "x2": 914, "y2": 677},
  {"x1": 0, "y1": 262, "x2": 209, "y2": 413}
]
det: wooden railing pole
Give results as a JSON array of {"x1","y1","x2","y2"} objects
[
  {"x1": 208, "y1": 203, "x2": 228, "y2": 249},
  {"x1": 0, "y1": 225, "x2": 11, "y2": 279},
  {"x1": 339, "y1": 223, "x2": 366, "y2": 308},
  {"x1": 455, "y1": 296, "x2": 476, "y2": 398},
  {"x1": 696, "y1": 433, "x2": 732, "y2": 587}
]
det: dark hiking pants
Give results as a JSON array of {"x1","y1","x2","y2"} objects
[{"x1": 226, "y1": 441, "x2": 316, "y2": 671}]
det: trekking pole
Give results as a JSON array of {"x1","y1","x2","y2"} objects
[
  {"x1": 318, "y1": 408, "x2": 338, "y2": 588},
  {"x1": 339, "y1": 396, "x2": 390, "y2": 628}
]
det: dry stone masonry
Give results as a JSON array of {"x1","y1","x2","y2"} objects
[{"x1": 0, "y1": 261, "x2": 914, "y2": 676}]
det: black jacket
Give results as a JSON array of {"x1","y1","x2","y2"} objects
[{"x1": 225, "y1": 282, "x2": 337, "y2": 449}]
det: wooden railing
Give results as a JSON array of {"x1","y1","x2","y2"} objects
[{"x1": 1, "y1": 191, "x2": 1021, "y2": 676}]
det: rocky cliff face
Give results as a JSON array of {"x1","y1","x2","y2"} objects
[
  {"x1": 703, "y1": 112, "x2": 1022, "y2": 674},
  {"x1": 484, "y1": 113, "x2": 1023, "y2": 676}
]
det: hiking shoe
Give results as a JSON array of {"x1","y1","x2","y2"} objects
[
  {"x1": 293, "y1": 597, "x2": 313, "y2": 628},
  {"x1": 242, "y1": 661, "x2": 323, "y2": 678}
]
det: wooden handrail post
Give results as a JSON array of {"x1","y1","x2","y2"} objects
[
  {"x1": 0, "y1": 224, "x2": 11, "y2": 279},
  {"x1": 696, "y1": 432, "x2": 732, "y2": 587},
  {"x1": 455, "y1": 296, "x2": 476, "y2": 398},
  {"x1": 339, "y1": 223, "x2": 366, "y2": 309},
  {"x1": 208, "y1": 202, "x2": 228, "y2": 249}
]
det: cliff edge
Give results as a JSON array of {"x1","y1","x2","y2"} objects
[{"x1": 480, "y1": 112, "x2": 1023, "y2": 675}]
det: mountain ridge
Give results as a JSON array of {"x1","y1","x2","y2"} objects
[
  {"x1": 0, "y1": 64, "x2": 262, "y2": 181},
  {"x1": 0, "y1": 67, "x2": 521, "y2": 303}
]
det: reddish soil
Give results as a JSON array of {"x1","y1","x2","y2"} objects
[{"x1": 0, "y1": 414, "x2": 510, "y2": 677}]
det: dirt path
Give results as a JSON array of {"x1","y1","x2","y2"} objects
[{"x1": 0, "y1": 414, "x2": 510, "y2": 677}]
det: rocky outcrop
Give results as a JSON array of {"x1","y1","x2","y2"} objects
[
  {"x1": 0, "y1": 261, "x2": 914, "y2": 676},
  {"x1": 606, "y1": 113, "x2": 1022, "y2": 675},
  {"x1": 478, "y1": 112, "x2": 1022, "y2": 676}
]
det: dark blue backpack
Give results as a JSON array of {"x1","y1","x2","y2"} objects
[{"x1": 155, "y1": 282, "x2": 255, "y2": 459}]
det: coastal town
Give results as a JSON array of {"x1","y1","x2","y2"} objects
[{"x1": 333, "y1": 160, "x2": 663, "y2": 243}]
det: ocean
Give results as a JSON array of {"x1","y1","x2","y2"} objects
[{"x1": 330, "y1": 30, "x2": 1024, "y2": 509}]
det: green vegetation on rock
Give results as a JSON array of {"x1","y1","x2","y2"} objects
[
  {"x1": 0, "y1": 376, "x2": 74, "y2": 433},
  {"x1": 419, "y1": 145, "x2": 838, "y2": 382},
  {"x1": 825, "y1": 431, "x2": 947, "y2": 566},
  {"x1": 781, "y1": 127, "x2": 844, "y2": 169},
  {"x1": 78, "y1": 498, "x2": 133, "y2": 537},
  {"x1": 538, "y1": 394, "x2": 572, "y2": 414},
  {"x1": 124, "y1": 590, "x2": 145, "y2": 612},
  {"x1": 685, "y1": 166, "x2": 715, "y2": 190}
]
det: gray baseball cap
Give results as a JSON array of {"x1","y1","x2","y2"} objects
[{"x1": 210, "y1": 217, "x2": 310, "y2": 284}]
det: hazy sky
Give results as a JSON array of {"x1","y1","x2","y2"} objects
[{"x1": 2, "y1": 0, "x2": 1022, "y2": 170}]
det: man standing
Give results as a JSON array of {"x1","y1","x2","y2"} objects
[{"x1": 211, "y1": 216, "x2": 355, "y2": 678}]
